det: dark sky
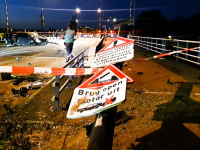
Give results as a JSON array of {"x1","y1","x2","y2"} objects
[{"x1": 0, "y1": 0, "x2": 200, "y2": 30}]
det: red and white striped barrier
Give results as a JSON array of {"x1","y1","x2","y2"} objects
[
  {"x1": 134, "y1": 47, "x2": 196, "y2": 62},
  {"x1": 0, "y1": 66, "x2": 102, "y2": 76}
]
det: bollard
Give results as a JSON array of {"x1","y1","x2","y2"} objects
[{"x1": 55, "y1": 75, "x2": 60, "y2": 109}]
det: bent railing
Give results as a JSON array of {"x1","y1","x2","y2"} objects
[{"x1": 53, "y1": 49, "x2": 86, "y2": 108}]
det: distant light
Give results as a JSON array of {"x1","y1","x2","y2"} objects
[
  {"x1": 113, "y1": 18, "x2": 116, "y2": 22},
  {"x1": 97, "y1": 8, "x2": 101, "y2": 13},
  {"x1": 76, "y1": 8, "x2": 81, "y2": 13},
  {"x1": 99, "y1": 30, "x2": 101, "y2": 33},
  {"x1": 76, "y1": 19, "x2": 79, "y2": 23},
  {"x1": 168, "y1": 35, "x2": 172, "y2": 39},
  {"x1": 107, "y1": 19, "x2": 109, "y2": 22}
]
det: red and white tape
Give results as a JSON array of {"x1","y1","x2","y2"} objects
[{"x1": 0, "y1": 66, "x2": 102, "y2": 76}]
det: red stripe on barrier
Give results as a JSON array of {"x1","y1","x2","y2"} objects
[
  {"x1": 91, "y1": 69, "x2": 100, "y2": 75},
  {"x1": 12, "y1": 66, "x2": 34, "y2": 74},
  {"x1": 75, "y1": 68, "x2": 85, "y2": 75},
  {"x1": 51, "y1": 68, "x2": 65, "y2": 75}
]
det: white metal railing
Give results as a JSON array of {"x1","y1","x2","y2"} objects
[
  {"x1": 128, "y1": 35, "x2": 170, "y2": 54},
  {"x1": 173, "y1": 39, "x2": 200, "y2": 65},
  {"x1": 128, "y1": 35, "x2": 200, "y2": 66}
]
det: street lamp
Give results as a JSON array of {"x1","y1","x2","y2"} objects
[
  {"x1": 97, "y1": 8, "x2": 101, "y2": 13},
  {"x1": 76, "y1": 8, "x2": 80, "y2": 13},
  {"x1": 97, "y1": 8, "x2": 102, "y2": 33}
]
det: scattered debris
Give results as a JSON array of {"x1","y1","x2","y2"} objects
[
  {"x1": 167, "y1": 79, "x2": 174, "y2": 84},
  {"x1": 11, "y1": 87, "x2": 28, "y2": 97},
  {"x1": 137, "y1": 72, "x2": 143, "y2": 75},
  {"x1": 115, "y1": 111, "x2": 132, "y2": 125},
  {"x1": 3, "y1": 104, "x2": 14, "y2": 113},
  {"x1": 28, "y1": 63, "x2": 32, "y2": 65},
  {"x1": 28, "y1": 82, "x2": 45, "y2": 89},
  {"x1": 16, "y1": 57, "x2": 20, "y2": 61},
  {"x1": 159, "y1": 58, "x2": 166, "y2": 60}
]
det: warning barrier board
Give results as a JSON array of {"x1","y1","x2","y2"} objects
[{"x1": 67, "y1": 78, "x2": 127, "y2": 119}]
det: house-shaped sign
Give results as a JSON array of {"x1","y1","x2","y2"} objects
[
  {"x1": 91, "y1": 37, "x2": 135, "y2": 68},
  {"x1": 67, "y1": 64, "x2": 134, "y2": 119}
]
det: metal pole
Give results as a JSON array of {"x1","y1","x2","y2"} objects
[
  {"x1": 5, "y1": 0, "x2": 9, "y2": 34},
  {"x1": 41, "y1": 0, "x2": 44, "y2": 32},
  {"x1": 55, "y1": 75, "x2": 60, "y2": 109},
  {"x1": 130, "y1": 0, "x2": 132, "y2": 19}
]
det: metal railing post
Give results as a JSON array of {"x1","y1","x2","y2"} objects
[
  {"x1": 198, "y1": 44, "x2": 200, "y2": 63},
  {"x1": 76, "y1": 57, "x2": 80, "y2": 68},
  {"x1": 186, "y1": 42, "x2": 189, "y2": 59},
  {"x1": 55, "y1": 75, "x2": 60, "y2": 109},
  {"x1": 156, "y1": 39, "x2": 158, "y2": 53},
  {"x1": 82, "y1": 53, "x2": 84, "y2": 68},
  {"x1": 176, "y1": 41, "x2": 179, "y2": 61},
  {"x1": 147, "y1": 38, "x2": 149, "y2": 51},
  {"x1": 162, "y1": 40, "x2": 164, "y2": 54},
  {"x1": 68, "y1": 63, "x2": 73, "y2": 88}
]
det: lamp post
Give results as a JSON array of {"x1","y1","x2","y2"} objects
[
  {"x1": 73, "y1": 8, "x2": 80, "y2": 32},
  {"x1": 97, "y1": 8, "x2": 102, "y2": 33}
]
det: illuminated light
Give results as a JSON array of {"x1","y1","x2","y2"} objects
[
  {"x1": 76, "y1": 8, "x2": 80, "y2": 13},
  {"x1": 76, "y1": 19, "x2": 79, "y2": 23},
  {"x1": 113, "y1": 18, "x2": 116, "y2": 22},
  {"x1": 97, "y1": 8, "x2": 101, "y2": 13},
  {"x1": 99, "y1": 30, "x2": 101, "y2": 33}
]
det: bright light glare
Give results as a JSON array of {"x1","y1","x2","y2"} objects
[
  {"x1": 76, "y1": 8, "x2": 80, "y2": 13},
  {"x1": 113, "y1": 18, "x2": 116, "y2": 22},
  {"x1": 76, "y1": 19, "x2": 78, "y2": 23},
  {"x1": 97, "y1": 8, "x2": 101, "y2": 13}
]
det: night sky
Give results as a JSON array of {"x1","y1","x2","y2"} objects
[{"x1": 0, "y1": 0, "x2": 200, "y2": 30}]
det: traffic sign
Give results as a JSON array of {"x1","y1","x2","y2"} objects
[
  {"x1": 91, "y1": 37, "x2": 135, "y2": 68},
  {"x1": 67, "y1": 78, "x2": 127, "y2": 119},
  {"x1": 78, "y1": 64, "x2": 134, "y2": 89}
]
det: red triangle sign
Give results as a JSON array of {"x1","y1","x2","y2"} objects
[
  {"x1": 97, "y1": 36, "x2": 135, "y2": 54},
  {"x1": 78, "y1": 64, "x2": 134, "y2": 89}
]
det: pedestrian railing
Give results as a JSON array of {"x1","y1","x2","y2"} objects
[
  {"x1": 128, "y1": 35, "x2": 200, "y2": 66},
  {"x1": 53, "y1": 49, "x2": 86, "y2": 108},
  {"x1": 128, "y1": 35, "x2": 170, "y2": 54},
  {"x1": 173, "y1": 39, "x2": 200, "y2": 65}
]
